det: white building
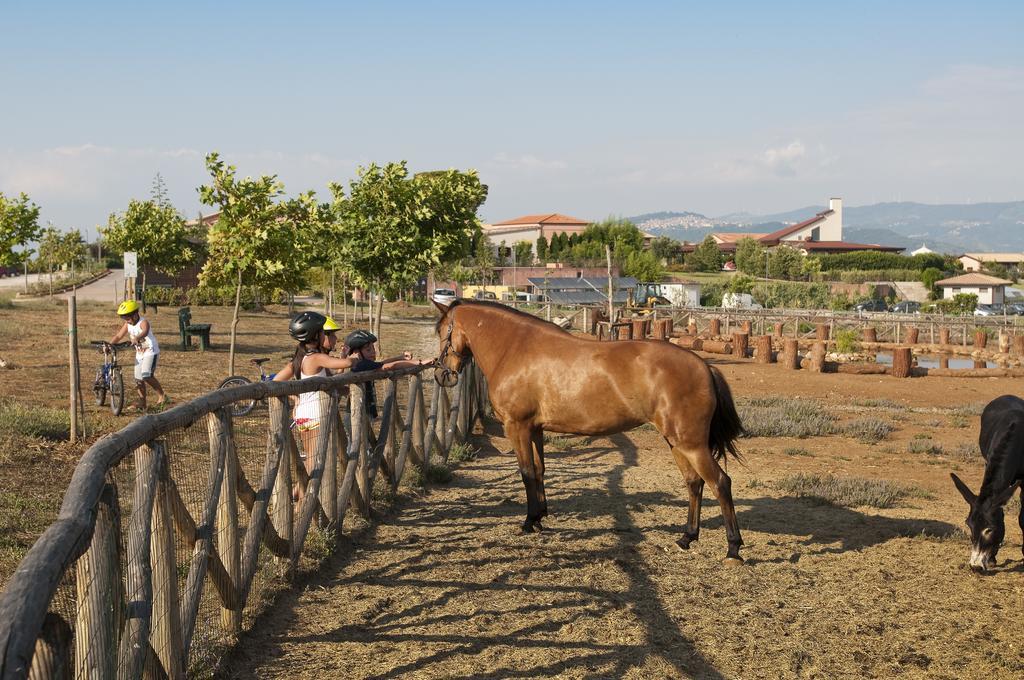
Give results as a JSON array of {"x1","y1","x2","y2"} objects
[
  {"x1": 934, "y1": 273, "x2": 1012, "y2": 305},
  {"x1": 482, "y1": 213, "x2": 591, "y2": 258},
  {"x1": 911, "y1": 244, "x2": 934, "y2": 256}
]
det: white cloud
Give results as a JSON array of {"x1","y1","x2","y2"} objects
[{"x1": 489, "y1": 152, "x2": 568, "y2": 171}]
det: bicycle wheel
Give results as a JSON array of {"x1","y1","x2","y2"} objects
[
  {"x1": 218, "y1": 376, "x2": 256, "y2": 417},
  {"x1": 110, "y1": 370, "x2": 125, "y2": 416},
  {"x1": 93, "y1": 368, "x2": 107, "y2": 406}
]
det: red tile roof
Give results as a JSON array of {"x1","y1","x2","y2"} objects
[
  {"x1": 759, "y1": 210, "x2": 833, "y2": 245},
  {"x1": 935, "y1": 273, "x2": 1012, "y2": 287},
  {"x1": 492, "y1": 213, "x2": 590, "y2": 226}
]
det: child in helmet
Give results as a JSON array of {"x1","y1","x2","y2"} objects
[
  {"x1": 344, "y1": 329, "x2": 431, "y2": 418},
  {"x1": 109, "y1": 300, "x2": 169, "y2": 411}
]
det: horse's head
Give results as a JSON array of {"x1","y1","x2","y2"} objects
[
  {"x1": 950, "y1": 473, "x2": 1019, "y2": 573},
  {"x1": 434, "y1": 300, "x2": 472, "y2": 386}
]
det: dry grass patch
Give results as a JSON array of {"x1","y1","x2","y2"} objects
[
  {"x1": 739, "y1": 397, "x2": 836, "y2": 438},
  {"x1": 775, "y1": 472, "x2": 933, "y2": 508},
  {"x1": 842, "y1": 418, "x2": 895, "y2": 444}
]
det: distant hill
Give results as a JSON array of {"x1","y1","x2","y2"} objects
[{"x1": 629, "y1": 201, "x2": 1024, "y2": 252}]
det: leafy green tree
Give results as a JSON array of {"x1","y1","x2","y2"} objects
[
  {"x1": 734, "y1": 237, "x2": 766, "y2": 276},
  {"x1": 331, "y1": 161, "x2": 487, "y2": 338},
  {"x1": 920, "y1": 267, "x2": 944, "y2": 298},
  {"x1": 688, "y1": 235, "x2": 724, "y2": 272},
  {"x1": 474, "y1": 235, "x2": 496, "y2": 288},
  {"x1": 0, "y1": 192, "x2": 42, "y2": 266},
  {"x1": 535, "y1": 235, "x2": 548, "y2": 262},
  {"x1": 103, "y1": 177, "x2": 198, "y2": 277},
  {"x1": 548, "y1": 233, "x2": 562, "y2": 258},
  {"x1": 621, "y1": 248, "x2": 665, "y2": 282},
  {"x1": 514, "y1": 240, "x2": 533, "y2": 266},
  {"x1": 767, "y1": 245, "x2": 804, "y2": 280},
  {"x1": 650, "y1": 236, "x2": 678, "y2": 264},
  {"x1": 198, "y1": 152, "x2": 321, "y2": 374}
]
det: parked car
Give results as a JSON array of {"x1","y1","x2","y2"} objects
[
  {"x1": 472, "y1": 290, "x2": 497, "y2": 301},
  {"x1": 1006, "y1": 302, "x2": 1024, "y2": 316},
  {"x1": 432, "y1": 288, "x2": 457, "y2": 305},
  {"x1": 973, "y1": 304, "x2": 1000, "y2": 316},
  {"x1": 854, "y1": 299, "x2": 888, "y2": 312},
  {"x1": 890, "y1": 301, "x2": 921, "y2": 314}
]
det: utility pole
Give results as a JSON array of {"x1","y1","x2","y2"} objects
[{"x1": 606, "y1": 244, "x2": 614, "y2": 323}]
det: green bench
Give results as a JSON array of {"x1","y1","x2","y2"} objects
[{"x1": 178, "y1": 307, "x2": 213, "y2": 351}]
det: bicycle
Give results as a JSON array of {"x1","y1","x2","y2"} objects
[
  {"x1": 217, "y1": 357, "x2": 278, "y2": 417},
  {"x1": 91, "y1": 341, "x2": 131, "y2": 416}
]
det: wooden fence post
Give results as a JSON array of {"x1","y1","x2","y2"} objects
[
  {"x1": 150, "y1": 442, "x2": 184, "y2": 678},
  {"x1": 30, "y1": 613, "x2": 73, "y2": 680},
  {"x1": 808, "y1": 341, "x2": 826, "y2": 372},
  {"x1": 1013, "y1": 335, "x2": 1024, "y2": 357},
  {"x1": 773, "y1": 322, "x2": 783, "y2": 338},
  {"x1": 741, "y1": 320, "x2": 752, "y2": 335},
  {"x1": 336, "y1": 384, "x2": 365, "y2": 526},
  {"x1": 291, "y1": 391, "x2": 338, "y2": 567},
  {"x1": 709, "y1": 318, "x2": 721, "y2": 337},
  {"x1": 732, "y1": 333, "x2": 748, "y2": 359},
  {"x1": 906, "y1": 327, "x2": 919, "y2": 344},
  {"x1": 974, "y1": 330, "x2": 987, "y2": 348},
  {"x1": 998, "y1": 332, "x2": 1010, "y2": 353},
  {"x1": 782, "y1": 339, "x2": 800, "y2": 370},
  {"x1": 74, "y1": 482, "x2": 122, "y2": 680},
  {"x1": 939, "y1": 328, "x2": 950, "y2": 346},
  {"x1": 891, "y1": 347, "x2": 913, "y2": 378},
  {"x1": 863, "y1": 327, "x2": 876, "y2": 343},
  {"x1": 212, "y1": 411, "x2": 241, "y2": 635},
  {"x1": 270, "y1": 396, "x2": 293, "y2": 577},
  {"x1": 755, "y1": 335, "x2": 774, "y2": 364},
  {"x1": 687, "y1": 319, "x2": 697, "y2": 336}
]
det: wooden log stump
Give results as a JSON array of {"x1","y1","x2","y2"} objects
[
  {"x1": 773, "y1": 322, "x2": 784, "y2": 338},
  {"x1": 863, "y1": 327, "x2": 877, "y2": 343},
  {"x1": 741, "y1": 320, "x2": 752, "y2": 334},
  {"x1": 652, "y1": 319, "x2": 667, "y2": 340},
  {"x1": 836, "y1": 363, "x2": 888, "y2": 375},
  {"x1": 755, "y1": 335, "x2": 774, "y2": 363},
  {"x1": 815, "y1": 323, "x2": 830, "y2": 341},
  {"x1": 1013, "y1": 335, "x2": 1024, "y2": 357},
  {"x1": 664, "y1": 318, "x2": 673, "y2": 336},
  {"x1": 631, "y1": 319, "x2": 647, "y2": 340},
  {"x1": 905, "y1": 327, "x2": 919, "y2": 344},
  {"x1": 709, "y1": 318, "x2": 721, "y2": 337},
  {"x1": 808, "y1": 341, "x2": 827, "y2": 372},
  {"x1": 939, "y1": 328, "x2": 951, "y2": 346},
  {"x1": 672, "y1": 336, "x2": 704, "y2": 350},
  {"x1": 782, "y1": 339, "x2": 800, "y2": 369},
  {"x1": 974, "y1": 330, "x2": 987, "y2": 348},
  {"x1": 939, "y1": 354, "x2": 949, "y2": 369},
  {"x1": 891, "y1": 347, "x2": 913, "y2": 378},
  {"x1": 687, "y1": 319, "x2": 697, "y2": 336},
  {"x1": 974, "y1": 359, "x2": 987, "y2": 370},
  {"x1": 732, "y1": 332, "x2": 749, "y2": 358},
  {"x1": 701, "y1": 340, "x2": 733, "y2": 354},
  {"x1": 998, "y1": 332, "x2": 1010, "y2": 353}
]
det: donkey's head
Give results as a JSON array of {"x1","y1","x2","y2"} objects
[{"x1": 950, "y1": 473, "x2": 1019, "y2": 573}]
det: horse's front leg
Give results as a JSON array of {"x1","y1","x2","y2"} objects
[{"x1": 507, "y1": 421, "x2": 544, "y2": 532}]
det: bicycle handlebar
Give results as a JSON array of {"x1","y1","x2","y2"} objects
[{"x1": 90, "y1": 341, "x2": 132, "y2": 350}]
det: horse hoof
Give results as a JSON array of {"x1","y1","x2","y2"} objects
[
  {"x1": 676, "y1": 536, "x2": 693, "y2": 550},
  {"x1": 521, "y1": 520, "x2": 544, "y2": 533},
  {"x1": 722, "y1": 556, "x2": 744, "y2": 567}
]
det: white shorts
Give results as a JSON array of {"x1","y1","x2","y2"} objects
[{"x1": 135, "y1": 354, "x2": 159, "y2": 381}]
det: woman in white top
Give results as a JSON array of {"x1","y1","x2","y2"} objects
[{"x1": 110, "y1": 300, "x2": 168, "y2": 412}]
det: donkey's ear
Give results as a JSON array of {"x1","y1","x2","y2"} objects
[
  {"x1": 950, "y1": 473, "x2": 977, "y2": 505},
  {"x1": 993, "y1": 481, "x2": 1021, "y2": 507},
  {"x1": 433, "y1": 300, "x2": 450, "y2": 315}
]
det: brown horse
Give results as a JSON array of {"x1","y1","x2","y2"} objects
[{"x1": 435, "y1": 299, "x2": 746, "y2": 564}]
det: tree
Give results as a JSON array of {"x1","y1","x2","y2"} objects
[
  {"x1": 734, "y1": 237, "x2": 767, "y2": 276},
  {"x1": 688, "y1": 235, "x2": 724, "y2": 272},
  {"x1": 621, "y1": 248, "x2": 665, "y2": 282},
  {"x1": 767, "y1": 245, "x2": 804, "y2": 280},
  {"x1": 920, "y1": 267, "x2": 944, "y2": 299},
  {"x1": 198, "y1": 152, "x2": 321, "y2": 375},
  {"x1": 103, "y1": 177, "x2": 199, "y2": 277},
  {"x1": 473, "y1": 235, "x2": 496, "y2": 288},
  {"x1": 514, "y1": 240, "x2": 533, "y2": 266},
  {"x1": 650, "y1": 236, "x2": 678, "y2": 264},
  {"x1": 331, "y1": 161, "x2": 487, "y2": 339},
  {"x1": 0, "y1": 192, "x2": 42, "y2": 267},
  {"x1": 535, "y1": 235, "x2": 548, "y2": 262}
]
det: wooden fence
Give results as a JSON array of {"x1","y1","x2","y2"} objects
[{"x1": 0, "y1": 362, "x2": 487, "y2": 679}]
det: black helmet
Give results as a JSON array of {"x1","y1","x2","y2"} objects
[
  {"x1": 289, "y1": 311, "x2": 327, "y2": 343},
  {"x1": 344, "y1": 329, "x2": 377, "y2": 354}
]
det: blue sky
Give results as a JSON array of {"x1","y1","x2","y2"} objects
[{"x1": 1, "y1": 0, "x2": 1022, "y2": 234}]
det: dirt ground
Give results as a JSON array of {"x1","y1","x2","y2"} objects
[
  {"x1": 220, "y1": 334, "x2": 1023, "y2": 678},
  {"x1": 2, "y1": 300, "x2": 1023, "y2": 678}
]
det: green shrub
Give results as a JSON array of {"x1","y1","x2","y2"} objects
[
  {"x1": 834, "y1": 329, "x2": 860, "y2": 354},
  {"x1": 815, "y1": 251, "x2": 948, "y2": 272},
  {"x1": 908, "y1": 440, "x2": 945, "y2": 456},
  {"x1": 447, "y1": 442, "x2": 478, "y2": 462},
  {"x1": 0, "y1": 399, "x2": 70, "y2": 440},
  {"x1": 142, "y1": 285, "x2": 289, "y2": 307},
  {"x1": 852, "y1": 398, "x2": 900, "y2": 409},
  {"x1": 776, "y1": 473, "x2": 933, "y2": 508},
  {"x1": 782, "y1": 447, "x2": 812, "y2": 457},
  {"x1": 426, "y1": 463, "x2": 453, "y2": 484},
  {"x1": 843, "y1": 418, "x2": 894, "y2": 443},
  {"x1": 751, "y1": 281, "x2": 832, "y2": 309},
  {"x1": 739, "y1": 397, "x2": 836, "y2": 438}
]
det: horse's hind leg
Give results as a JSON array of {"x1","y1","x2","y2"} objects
[
  {"x1": 675, "y1": 445, "x2": 744, "y2": 564},
  {"x1": 529, "y1": 428, "x2": 548, "y2": 519},
  {"x1": 670, "y1": 451, "x2": 704, "y2": 550},
  {"x1": 506, "y1": 420, "x2": 545, "y2": 532}
]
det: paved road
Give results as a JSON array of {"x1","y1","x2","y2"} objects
[{"x1": 3, "y1": 269, "x2": 125, "y2": 303}]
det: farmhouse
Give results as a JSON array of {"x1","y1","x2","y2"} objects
[
  {"x1": 482, "y1": 213, "x2": 591, "y2": 256},
  {"x1": 684, "y1": 198, "x2": 904, "y2": 257},
  {"x1": 934, "y1": 273, "x2": 1012, "y2": 305},
  {"x1": 959, "y1": 252, "x2": 1024, "y2": 272}
]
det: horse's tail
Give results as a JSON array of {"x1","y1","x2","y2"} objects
[{"x1": 708, "y1": 366, "x2": 744, "y2": 462}]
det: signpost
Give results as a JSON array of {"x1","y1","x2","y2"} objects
[{"x1": 123, "y1": 251, "x2": 138, "y2": 301}]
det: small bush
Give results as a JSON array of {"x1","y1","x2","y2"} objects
[
  {"x1": 852, "y1": 398, "x2": 900, "y2": 409},
  {"x1": 843, "y1": 418, "x2": 894, "y2": 443},
  {"x1": 908, "y1": 440, "x2": 945, "y2": 456},
  {"x1": 782, "y1": 447, "x2": 812, "y2": 457},
  {"x1": 913, "y1": 433, "x2": 932, "y2": 440},
  {"x1": 543, "y1": 433, "x2": 570, "y2": 451},
  {"x1": 952, "y1": 402, "x2": 986, "y2": 417},
  {"x1": 834, "y1": 329, "x2": 860, "y2": 354},
  {"x1": 739, "y1": 398, "x2": 836, "y2": 438},
  {"x1": 399, "y1": 463, "x2": 426, "y2": 490},
  {"x1": 776, "y1": 473, "x2": 933, "y2": 508},
  {"x1": 950, "y1": 442, "x2": 979, "y2": 462},
  {"x1": 948, "y1": 416, "x2": 969, "y2": 429},
  {"x1": 0, "y1": 399, "x2": 70, "y2": 440},
  {"x1": 447, "y1": 442, "x2": 478, "y2": 463},
  {"x1": 426, "y1": 463, "x2": 453, "y2": 484},
  {"x1": 0, "y1": 293, "x2": 13, "y2": 309}
]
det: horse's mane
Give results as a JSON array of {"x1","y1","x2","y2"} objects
[{"x1": 435, "y1": 299, "x2": 571, "y2": 336}]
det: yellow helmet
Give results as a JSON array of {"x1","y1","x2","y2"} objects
[
  {"x1": 117, "y1": 300, "x2": 140, "y2": 316},
  {"x1": 323, "y1": 316, "x2": 341, "y2": 332}
]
